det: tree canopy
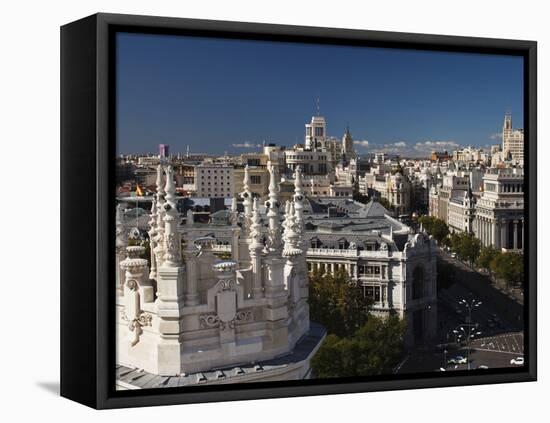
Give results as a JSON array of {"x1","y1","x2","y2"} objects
[
  {"x1": 309, "y1": 269, "x2": 406, "y2": 378},
  {"x1": 418, "y1": 215, "x2": 449, "y2": 244},
  {"x1": 312, "y1": 315, "x2": 406, "y2": 378},
  {"x1": 309, "y1": 268, "x2": 371, "y2": 338},
  {"x1": 490, "y1": 252, "x2": 524, "y2": 288}
]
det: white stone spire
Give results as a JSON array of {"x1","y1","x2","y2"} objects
[
  {"x1": 148, "y1": 197, "x2": 158, "y2": 280},
  {"x1": 282, "y1": 200, "x2": 290, "y2": 235},
  {"x1": 116, "y1": 203, "x2": 128, "y2": 250},
  {"x1": 293, "y1": 165, "x2": 305, "y2": 243},
  {"x1": 162, "y1": 165, "x2": 181, "y2": 267},
  {"x1": 250, "y1": 197, "x2": 263, "y2": 249},
  {"x1": 265, "y1": 161, "x2": 282, "y2": 254},
  {"x1": 283, "y1": 202, "x2": 301, "y2": 257},
  {"x1": 241, "y1": 165, "x2": 253, "y2": 232},
  {"x1": 116, "y1": 203, "x2": 128, "y2": 294},
  {"x1": 154, "y1": 165, "x2": 166, "y2": 271}
]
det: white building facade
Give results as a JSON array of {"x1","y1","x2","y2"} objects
[{"x1": 473, "y1": 168, "x2": 524, "y2": 250}]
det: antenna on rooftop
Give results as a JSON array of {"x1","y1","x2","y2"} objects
[{"x1": 316, "y1": 95, "x2": 320, "y2": 116}]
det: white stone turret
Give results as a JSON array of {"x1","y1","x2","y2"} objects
[
  {"x1": 283, "y1": 202, "x2": 300, "y2": 257},
  {"x1": 116, "y1": 161, "x2": 322, "y2": 383},
  {"x1": 241, "y1": 165, "x2": 253, "y2": 233},
  {"x1": 265, "y1": 160, "x2": 282, "y2": 255},
  {"x1": 116, "y1": 203, "x2": 128, "y2": 294},
  {"x1": 230, "y1": 197, "x2": 241, "y2": 263},
  {"x1": 148, "y1": 197, "x2": 158, "y2": 281},
  {"x1": 293, "y1": 165, "x2": 305, "y2": 225},
  {"x1": 162, "y1": 166, "x2": 181, "y2": 267},
  {"x1": 154, "y1": 165, "x2": 166, "y2": 280}
]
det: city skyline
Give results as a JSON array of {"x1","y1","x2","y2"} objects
[{"x1": 117, "y1": 32, "x2": 524, "y2": 156}]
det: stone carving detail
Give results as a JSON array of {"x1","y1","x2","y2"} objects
[
  {"x1": 199, "y1": 310, "x2": 255, "y2": 330},
  {"x1": 121, "y1": 310, "x2": 152, "y2": 346},
  {"x1": 199, "y1": 314, "x2": 220, "y2": 329}
]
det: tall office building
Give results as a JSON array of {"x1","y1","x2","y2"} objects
[{"x1": 502, "y1": 113, "x2": 524, "y2": 164}]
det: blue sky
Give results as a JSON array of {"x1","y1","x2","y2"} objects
[{"x1": 116, "y1": 32, "x2": 524, "y2": 157}]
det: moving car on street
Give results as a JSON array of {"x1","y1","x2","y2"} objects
[
  {"x1": 510, "y1": 357, "x2": 524, "y2": 365},
  {"x1": 448, "y1": 356, "x2": 467, "y2": 365}
]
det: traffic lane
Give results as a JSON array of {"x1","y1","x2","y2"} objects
[
  {"x1": 437, "y1": 255, "x2": 523, "y2": 332},
  {"x1": 396, "y1": 346, "x2": 524, "y2": 374},
  {"x1": 445, "y1": 348, "x2": 524, "y2": 371},
  {"x1": 472, "y1": 332, "x2": 524, "y2": 354}
]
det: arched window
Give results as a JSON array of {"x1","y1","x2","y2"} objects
[{"x1": 412, "y1": 266, "x2": 424, "y2": 300}]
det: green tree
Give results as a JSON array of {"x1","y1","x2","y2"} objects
[
  {"x1": 459, "y1": 234, "x2": 481, "y2": 266},
  {"x1": 418, "y1": 215, "x2": 449, "y2": 244},
  {"x1": 477, "y1": 246, "x2": 498, "y2": 272},
  {"x1": 309, "y1": 268, "x2": 371, "y2": 338},
  {"x1": 312, "y1": 315, "x2": 406, "y2": 378},
  {"x1": 490, "y1": 252, "x2": 524, "y2": 288}
]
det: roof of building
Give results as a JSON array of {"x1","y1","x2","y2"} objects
[{"x1": 116, "y1": 323, "x2": 326, "y2": 389}]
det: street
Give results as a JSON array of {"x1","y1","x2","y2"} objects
[{"x1": 396, "y1": 248, "x2": 524, "y2": 374}]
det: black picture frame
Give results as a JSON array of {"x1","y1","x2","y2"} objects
[{"x1": 60, "y1": 12, "x2": 537, "y2": 409}]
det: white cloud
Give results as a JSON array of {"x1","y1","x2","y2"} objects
[
  {"x1": 371, "y1": 141, "x2": 408, "y2": 154},
  {"x1": 232, "y1": 141, "x2": 261, "y2": 148},
  {"x1": 413, "y1": 140, "x2": 460, "y2": 152},
  {"x1": 353, "y1": 140, "x2": 369, "y2": 148},
  {"x1": 490, "y1": 132, "x2": 503, "y2": 140}
]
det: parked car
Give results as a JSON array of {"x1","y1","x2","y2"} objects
[
  {"x1": 448, "y1": 356, "x2": 467, "y2": 364},
  {"x1": 510, "y1": 357, "x2": 524, "y2": 365}
]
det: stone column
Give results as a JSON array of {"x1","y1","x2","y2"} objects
[
  {"x1": 495, "y1": 220, "x2": 501, "y2": 250},
  {"x1": 501, "y1": 220, "x2": 507, "y2": 249},
  {"x1": 116, "y1": 203, "x2": 128, "y2": 295},
  {"x1": 212, "y1": 261, "x2": 238, "y2": 345},
  {"x1": 120, "y1": 246, "x2": 152, "y2": 346},
  {"x1": 513, "y1": 220, "x2": 518, "y2": 249}
]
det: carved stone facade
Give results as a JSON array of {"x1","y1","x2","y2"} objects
[{"x1": 116, "y1": 163, "x2": 323, "y2": 386}]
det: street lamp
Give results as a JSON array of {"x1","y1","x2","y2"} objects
[{"x1": 455, "y1": 298, "x2": 482, "y2": 370}]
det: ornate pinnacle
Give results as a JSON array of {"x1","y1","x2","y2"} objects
[
  {"x1": 162, "y1": 166, "x2": 181, "y2": 266},
  {"x1": 148, "y1": 198, "x2": 158, "y2": 279},
  {"x1": 293, "y1": 166, "x2": 305, "y2": 238},
  {"x1": 156, "y1": 164, "x2": 165, "y2": 196},
  {"x1": 283, "y1": 201, "x2": 301, "y2": 257},
  {"x1": 116, "y1": 203, "x2": 128, "y2": 250},
  {"x1": 265, "y1": 161, "x2": 282, "y2": 253},
  {"x1": 250, "y1": 197, "x2": 263, "y2": 250},
  {"x1": 241, "y1": 165, "x2": 253, "y2": 232}
]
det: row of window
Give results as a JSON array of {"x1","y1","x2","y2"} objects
[
  {"x1": 203, "y1": 175, "x2": 231, "y2": 180},
  {"x1": 287, "y1": 155, "x2": 328, "y2": 161},
  {"x1": 200, "y1": 169, "x2": 232, "y2": 174}
]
